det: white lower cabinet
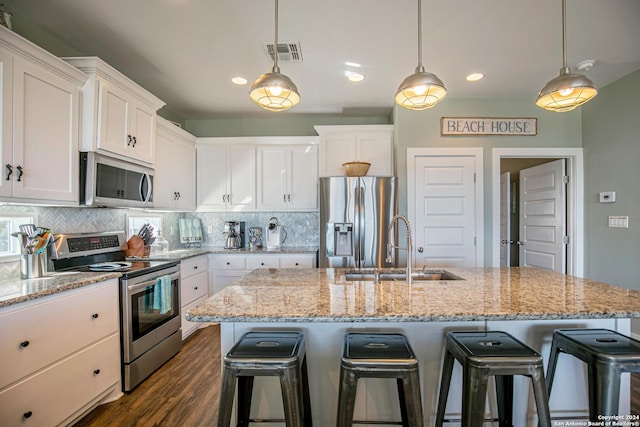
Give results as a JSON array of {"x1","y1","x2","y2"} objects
[
  {"x1": 180, "y1": 255, "x2": 209, "y2": 339},
  {"x1": 0, "y1": 279, "x2": 121, "y2": 426},
  {"x1": 209, "y1": 253, "x2": 316, "y2": 296}
]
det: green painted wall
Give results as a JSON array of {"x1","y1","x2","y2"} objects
[
  {"x1": 582, "y1": 70, "x2": 640, "y2": 293},
  {"x1": 393, "y1": 98, "x2": 583, "y2": 267},
  {"x1": 184, "y1": 114, "x2": 392, "y2": 137}
]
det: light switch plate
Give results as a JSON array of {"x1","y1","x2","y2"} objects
[
  {"x1": 599, "y1": 191, "x2": 616, "y2": 203},
  {"x1": 608, "y1": 216, "x2": 629, "y2": 228}
]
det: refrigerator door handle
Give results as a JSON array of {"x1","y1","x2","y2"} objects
[
  {"x1": 358, "y1": 185, "x2": 365, "y2": 262},
  {"x1": 353, "y1": 186, "x2": 360, "y2": 265}
]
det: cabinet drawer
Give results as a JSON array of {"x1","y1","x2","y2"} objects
[
  {"x1": 245, "y1": 256, "x2": 279, "y2": 269},
  {"x1": 279, "y1": 255, "x2": 314, "y2": 268},
  {"x1": 0, "y1": 334, "x2": 120, "y2": 427},
  {"x1": 180, "y1": 255, "x2": 208, "y2": 278},
  {"x1": 181, "y1": 295, "x2": 209, "y2": 340},
  {"x1": 0, "y1": 280, "x2": 119, "y2": 388},
  {"x1": 181, "y1": 271, "x2": 208, "y2": 307},
  {"x1": 211, "y1": 255, "x2": 245, "y2": 270}
]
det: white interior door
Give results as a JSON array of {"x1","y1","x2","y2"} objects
[
  {"x1": 519, "y1": 159, "x2": 567, "y2": 272},
  {"x1": 412, "y1": 155, "x2": 478, "y2": 268},
  {"x1": 500, "y1": 172, "x2": 511, "y2": 267}
]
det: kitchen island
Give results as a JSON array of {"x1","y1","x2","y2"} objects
[{"x1": 187, "y1": 267, "x2": 640, "y2": 426}]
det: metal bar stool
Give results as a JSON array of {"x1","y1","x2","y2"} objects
[
  {"x1": 336, "y1": 332, "x2": 424, "y2": 427},
  {"x1": 546, "y1": 328, "x2": 640, "y2": 420},
  {"x1": 218, "y1": 331, "x2": 312, "y2": 427},
  {"x1": 435, "y1": 331, "x2": 551, "y2": 427}
]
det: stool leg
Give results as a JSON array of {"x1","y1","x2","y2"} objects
[
  {"x1": 545, "y1": 339, "x2": 561, "y2": 397},
  {"x1": 301, "y1": 356, "x2": 313, "y2": 427},
  {"x1": 336, "y1": 367, "x2": 359, "y2": 427},
  {"x1": 396, "y1": 378, "x2": 410, "y2": 427},
  {"x1": 495, "y1": 375, "x2": 514, "y2": 427},
  {"x1": 237, "y1": 376, "x2": 254, "y2": 427},
  {"x1": 280, "y1": 366, "x2": 305, "y2": 427},
  {"x1": 401, "y1": 369, "x2": 424, "y2": 427},
  {"x1": 530, "y1": 366, "x2": 552, "y2": 427},
  {"x1": 217, "y1": 367, "x2": 238, "y2": 427},
  {"x1": 462, "y1": 366, "x2": 489, "y2": 427},
  {"x1": 589, "y1": 362, "x2": 621, "y2": 420},
  {"x1": 435, "y1": 350, "x2": 455, "y2": 427}
]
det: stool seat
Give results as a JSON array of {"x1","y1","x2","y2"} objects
[
  {"x1": 435, "y1": 331, "x2": 551, "y2": 427},
  {"x1": 337, "y1": 333, "x2": 424, "y2": 427},
  {"x1": 546, "y1": 328, "x2": 640, "y2": 421},
  {"x1": 218, "y1": 331, "x2": 312, "y2": 427}
]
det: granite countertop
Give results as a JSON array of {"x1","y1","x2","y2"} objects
[
  {"x1": 0, "y1": 271, "x2": 122, "y2": 308},
  {"x1": 187, "y1": 267, "x2": 640, "y2": 323}
]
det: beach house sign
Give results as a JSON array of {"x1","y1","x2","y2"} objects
[{"x1": 441, "y1": 117, "x2": 537, "y2": 136}]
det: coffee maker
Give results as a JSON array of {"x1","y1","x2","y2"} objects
[
  {"x1": 224, "y1": 221, "x2": 245, "y2": 249},
  {"x1": 265, "y1": 217, "x2": 286, "y2": 250}
]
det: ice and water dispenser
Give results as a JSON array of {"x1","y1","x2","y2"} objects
[{"x1": 326, "y1": 223, "x2": 353, "y2": 257}]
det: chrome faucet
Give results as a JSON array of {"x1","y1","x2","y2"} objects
[{"x1": 386, "y1": 214, "x2": 413, "y2": 284}]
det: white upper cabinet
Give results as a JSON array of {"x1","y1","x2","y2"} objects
[
  {"x1": 63, "y1": 57, "x2": 165, "y2": 165},
  {"x1": 154, "y1": 117, "x2": 196, "y2": 210},
  {"x1": 256, "y1": 142, "x2": 318, "y2": 211},
  {"x1": 196, "y1": 139, "x2": 256, "y2": 212},
  {"x1": 315, "y1": 125, "x2": 395, "y2": 177},
  {"x1": 0, "y1": 26, "x2": 87, "y2": 204}
]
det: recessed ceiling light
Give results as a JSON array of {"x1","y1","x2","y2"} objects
[
  {"x1": 345, "y1": 61, "x2": 361, "y2": 68},
  {"x1": 466, "y1": 73, "x2": 484, "y2": 82},
  {"x1": 345, "y1": 71, "x2": 365, "y2": 82},
  {"x1": 576, "y1": 60, "x2": 595, "y2": 71},
  {"x1": 232, "y1": 77, "x2": 248, "y2": 85}
]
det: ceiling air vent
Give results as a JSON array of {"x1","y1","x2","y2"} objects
[{"x1": 263, "y1": 42, "x2": 303, "y2": 62}]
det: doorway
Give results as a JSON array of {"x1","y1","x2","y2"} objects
[{"x1": 492, "y1": 148, "x2": 584, "y2": 276}]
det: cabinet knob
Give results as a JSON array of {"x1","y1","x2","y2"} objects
[
  {"x1": 23, "y1": 411, "x2": 33, "y2": 419},
  {"x1": 20, "y1": 340, "x2": 30, "y2": 348},
  {"x1": 417, "y1": 247, "x2": 424, "y2": 253},
  {"x1": 92, "y1": 313, "x2": 99, "y2": 319},
  {"x1": 193, "y1": 266, "x2": 198, "y2": 270},
  {"x1": 261, "y1": 262, "x2": 265, "y2": 266},
  {"x1": 194, "y1": 286, "x2": 198, "y2": 290},
  {"x1": 226, "y1": 262, "x2": 230, "y2": 265},
  {"x1": 93, "y1": 369, "x2": 101, "y2": 376},
  {"x1": 295, "y1": 262, "x2": 299, "y2": 266},
  {"x1": 5, "y1": 164, "x2": 12, "y2": 181}
]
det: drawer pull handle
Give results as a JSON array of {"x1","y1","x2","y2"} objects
[
  {"x1": 20, "y1": 340, "x2": 30, "y2": 348},
  {"x1": 92, "y1": 313, "x2": 99, "y2": 319},
  {"x1": 23, "y1": 411, "x2": 33, "y2": 419},
  {"x1": 226, "y1": 262, "x2": 230, "y2": 265},
  {"x1": 194, "y1": 286, "x2": 198, "y2": 290},
  {"x1": 94, "y1": 369, "x2": 101, "y2": 376},
  {"x1": 193, "y1": 266, "x2": 198, "y2": 269}
]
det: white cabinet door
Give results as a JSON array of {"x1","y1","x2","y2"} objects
[
  {"x1": 131, "y1": 101, "x2": 155, "y2": 164},
  {"x1": 0, "y1": 46, "x2": 14, "y2": 198},
  {"x1": 256, "y1": 144, "x2": 317, "y2": 211},
  {"x1": 316, "y1": 125, "x2": 394, "y2": 177},
  {"x1": 154, "y1": 118, "x2": 196, "y2": 210},
  {"x1": 257, "y1": 147, "x2": 288, "y2": 210},
  {"x1": 227, "y1": 146, "x2": 256, "y2": 211},
  {"x1": 10, "y1": 56, "x2": 80, "y2": 202},
  {"x1": 197, "y1": 145, "x2": 228, "y2": 210},
  {"x1": 197, "y1": 145, "x2": 255, "y2": 211},
  {"x1": 289, "y1": 144, "x2": 318, "y2": 210},
  {"x1": 97, "y1": 79, "x2": 130, "y2": 157}
]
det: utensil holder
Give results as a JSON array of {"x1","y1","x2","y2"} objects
[{"x1": 21, "y1": 253, "x2": 46, "y2": 279}]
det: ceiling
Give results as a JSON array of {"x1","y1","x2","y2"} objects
[{"x1": 3, "y1": 0, "x2": 640, "y2": 119}]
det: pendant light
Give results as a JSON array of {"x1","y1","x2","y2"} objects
[
  {"x1": 249, "y1": 0, "x2": 300, "y2": 112},
  {"x1": 395, "y1": 0, "x2": 446, "y2": 110},
  {"x1": 536, "y1": 0, "x2": 597, "y2": 112}
]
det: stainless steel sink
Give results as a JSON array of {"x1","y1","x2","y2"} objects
[{"x1": 343, "y1": 269, "x2": 463, "y2": 282}]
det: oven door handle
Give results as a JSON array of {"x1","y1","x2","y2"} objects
[{"x1": 127, "y1": 271, "x2": 180, "y2": 293}]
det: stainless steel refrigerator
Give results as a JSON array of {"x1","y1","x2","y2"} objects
[{"x1": 319, "y1": 176, "x2": 397, "y2": 268}]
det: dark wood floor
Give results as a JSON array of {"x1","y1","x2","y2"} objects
[
  {"x1": 75, "y1": 325, "x2": 639, "y2": 425},
  {"x1": 75, "y1": 325, "x2": 221, "y2": 426}
]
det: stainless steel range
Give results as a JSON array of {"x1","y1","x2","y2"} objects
[{"x1": 51, "y1": 231, "x2": 182, "y2": 392}]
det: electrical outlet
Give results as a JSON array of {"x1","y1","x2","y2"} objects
[
  {"x1": 207, "y1": 225, "x2": 213, "y2": 233},
  {"x1": 169, "y1": 226, "x2": 175, "y2": 235},
  {"x1": 608, "y1": 216, "x2": 629, "y2": 228}
]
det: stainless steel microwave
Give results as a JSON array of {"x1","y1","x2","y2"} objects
[{"x1": 80, "y1": 152, "x2": 154, "y2": 208}]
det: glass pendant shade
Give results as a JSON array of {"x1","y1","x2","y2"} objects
[
  {"x1": 249, "y1": 66, "x2": 300, "y2": 112},
  {"x1": 395, "y1": 65, "x2": 447, "y2": 110},
  {"x1": 536, "y1": 66, "x2": 597, "y2": 112}
]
